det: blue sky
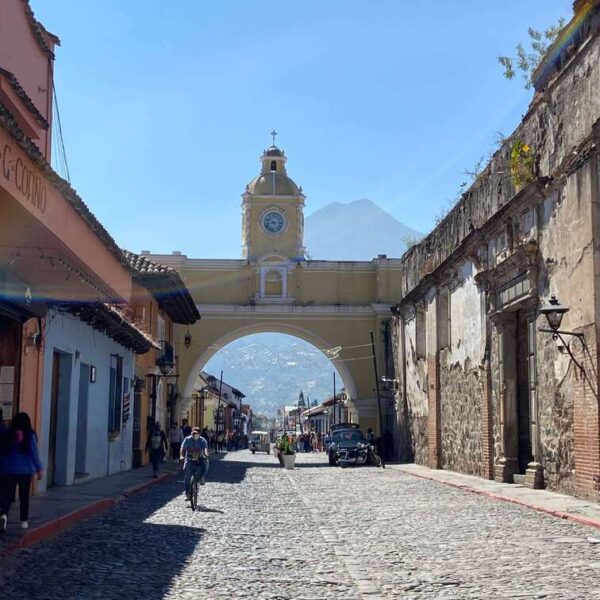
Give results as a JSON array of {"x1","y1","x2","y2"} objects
[{"x1": 35, "y1": 1, "x2": 572, "y2": 259}]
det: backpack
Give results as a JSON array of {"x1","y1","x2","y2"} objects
[{"x1": 150, "y1": 433, "x2": 162, "y2": 450}]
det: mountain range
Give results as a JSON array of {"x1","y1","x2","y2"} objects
[
  {"x1": 204, "y1": 333, "x2": 342, "y2": 417},
  {"x1": 304, "y1": 198, "x2": 422, "y2": 261}
]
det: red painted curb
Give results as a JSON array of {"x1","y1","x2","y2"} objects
[
  {"x1": 3, "y1": 497, "x2": 116, "y2": 554},
  {"x1": 2, "y1": 471, "x2": 177, "y2": 554},
  {"x1": 399, "y1": 468, "x2": 600, "y2": 532}
]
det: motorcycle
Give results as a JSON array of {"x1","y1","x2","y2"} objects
[{"x1": 337, "y1": 441, "x2": 382, "y2": 468}]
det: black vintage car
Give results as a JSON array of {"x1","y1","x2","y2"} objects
[{"x1": 328, "y1": 424, "x2": 367, "y2": 466}]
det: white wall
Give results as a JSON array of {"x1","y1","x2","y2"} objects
[{"x1": 38, "y1": 309, "x2": 135, "y2": 492}]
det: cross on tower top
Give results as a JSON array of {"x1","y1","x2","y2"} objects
[{"x1": 270, "y1": 129, "x2": 278, "y2": 146}]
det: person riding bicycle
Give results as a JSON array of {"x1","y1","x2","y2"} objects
[{"x1": 180, "y1": 427, "x2": 209, "y2": 501}]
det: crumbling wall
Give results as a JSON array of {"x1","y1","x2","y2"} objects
[
  {"x1": 390, "y1": 19, "x2": 600, "y2": 498},
  {"x1": 399, "y1": 314, "x2": 428, "y2": 465},
  {"x1": 399, "y1": 30, "x2": 600, "y2": 301},
  {"x1": 439, "y1": 355, "x2": 484, "y2": 476},
  {"x1": 537, "y1": 333, "x2": 576, "y2": 494}
]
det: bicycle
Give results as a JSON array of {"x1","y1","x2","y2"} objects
[{"x1": 188, "y1": 459, "x2": 207, "y2": 512}]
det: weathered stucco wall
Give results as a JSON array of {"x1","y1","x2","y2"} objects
[
  {"x1": 390, "y1": 14, "x2": 600, "y2": 497},
  {"x1": 449, "y1": 262, "x2": 485, "y2": 363},
  {"x1": 397, "y1": 313, "x2": 428, "y2": 465},
  {"x1": 437, "y1": 261, "x2": 487, "y2": 476}
]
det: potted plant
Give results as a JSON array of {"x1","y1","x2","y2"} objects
[{"x1": 275, "y1": 436, "x2": 296, "y2": 469}]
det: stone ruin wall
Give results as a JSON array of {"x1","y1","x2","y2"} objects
[
  {"x1": 389, "y1": 21, "x2": 600, "y2": 488},
  {"x1": 399, "y1": 27, "x2": 600, "y2": 299},
  {"x1": 391, "y1": 313, "x2": 428, "y2": 465},
  {"x1": 439, "y1": 355, "x2": 484, "y2": 477}
]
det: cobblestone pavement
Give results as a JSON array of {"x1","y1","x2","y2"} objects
[{"x1": 1, "y1": 452, "x2": 599, "y2": 599}]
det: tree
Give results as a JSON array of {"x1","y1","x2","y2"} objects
[{"x1": 498, "y1": 18, "x2": 566, "y2": 89}]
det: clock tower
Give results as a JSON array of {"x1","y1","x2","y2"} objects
[{"x1": 241, "y1": 142, "x2": 305, "y2": 262}]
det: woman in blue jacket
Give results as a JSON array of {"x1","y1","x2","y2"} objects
[{"x1": 0, "y1": 412, "x2": 43, "y2": 531}]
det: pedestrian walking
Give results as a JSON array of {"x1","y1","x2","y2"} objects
[
  {"x1": 181, "y1": 419, "x2": 192, "y2": 438},
  {"x1": 201, "y1": 427, "x2": 211, "y2": 451},
  {"x1": 217, "y1": 431, "x2": 225, "y2": 453},
  {"x1": 145, "y1": 422, "x2": 168, "y2": 478},
  {"x1": 0, "y1": 412, "x2": 43, "y2": 531},
  {"x1": 168, "y1": 422, "x2": 183, "y2": 462}
]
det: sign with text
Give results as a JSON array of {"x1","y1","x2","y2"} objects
[{"x1": 1, "y1": 142, "x2": 47, "y2": 214}]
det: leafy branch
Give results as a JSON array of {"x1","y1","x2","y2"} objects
[{"x1": 498, "y1": 18, "x2": 566, "y2": 89}]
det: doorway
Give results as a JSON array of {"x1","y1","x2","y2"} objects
[
  {"x1": 515, "y1": 311, "x2": 533, "y2": 474},
  {"x1": 74, "y1": 363, "x2": 90, "y2": 478},
  {"x1": 0, "y1": 314, "x2": 23, "y2": 420},
  {"x1": 132, "y1": 378, "x2": 143, "y2": 468},
  {"x1": 48, "y1": 351, "x2": 72, "y2": 487},
  {"x1": 499, "y1": 308, "x2": 535, "y2": 481}
]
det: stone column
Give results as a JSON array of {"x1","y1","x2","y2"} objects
[
  {"x1": 524, "y1": 313, "x2": 544, "y2": 489},
  {"x1": 494, "y1": 314, "x2": 520, "y2": 483}
]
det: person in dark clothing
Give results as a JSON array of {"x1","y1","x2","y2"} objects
[
  {"x1": 145, "y1": 422, "x2": 168, "y2": 478},
  {"x1": 201, "y1": 427, "x2": 211, "y2": 446},
  {"x1": 181, "y1": 419, "x2": 192, "y2": 439},
  {"x1": 0, "y1": 412, "x2": 43, "y2": 532}
]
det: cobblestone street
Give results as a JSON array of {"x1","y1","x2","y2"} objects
[{"x1": 1, "y1": 452, "x2": 599, "y2": 599}]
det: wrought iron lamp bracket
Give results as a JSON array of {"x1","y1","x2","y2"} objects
[{"x1": 539, "y1": 328, "x2": 586, "y2": 371}]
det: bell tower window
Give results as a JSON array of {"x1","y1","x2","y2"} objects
[
  {"x1": 270, "y1": 160, "x2": 277, "y2": 172},
  {"x1": 258, "y1": 265, "x2": 288, "y2": 300},
  {"x1": 264, "y1": 269, "x2": 283, "y2": 296}
]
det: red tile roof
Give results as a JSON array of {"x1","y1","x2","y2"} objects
[
  {"x1": 123, "y1": 250, "x2": 200, "y2": 325},
  {"x1": 21, "y1": 0, "x2": 60, "y2": 60}
]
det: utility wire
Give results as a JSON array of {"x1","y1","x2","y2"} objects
[{"x1": 52, "y1": 80, "x2": 70, "y2": 182}]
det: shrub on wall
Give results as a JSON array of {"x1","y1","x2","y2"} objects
[{"x1": 510, "y1": 141, "x2": 536, "y2": 190}]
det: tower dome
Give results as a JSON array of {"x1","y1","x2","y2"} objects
[{"x1": 245, "y1": 145, "x2": 302, "y2": 197}]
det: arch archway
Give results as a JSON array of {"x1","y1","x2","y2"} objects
[{"x1": 181, "y1": 322, "x2": 358, "y2": 414}]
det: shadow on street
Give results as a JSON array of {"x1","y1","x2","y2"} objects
[{"x1": 1, "y1": 478, "x2": 204, "y2": 600}]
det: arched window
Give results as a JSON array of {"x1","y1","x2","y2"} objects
[
  {"x1": 270, "y1": 160, "x2": 277, "y2": 172},
  {"x1": 265, "y1": 269, "x2": 283, "y2": 297}
]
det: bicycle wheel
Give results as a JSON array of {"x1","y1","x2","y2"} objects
[{"x1": 190, "y1": 477, "x2": 198, "y2": 511}]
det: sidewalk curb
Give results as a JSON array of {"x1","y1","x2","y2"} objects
[
  {"x1": 2, "y1": 471, "x2": 173, "y2": 554},
  {"x1": 119, "y1": 471, "x2": 171, "y2": 499},
  {"x1": 392, "y1": 466, "x2": 600, "y2": 532}
]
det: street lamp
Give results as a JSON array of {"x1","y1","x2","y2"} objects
[
  {"x1": 539, "y1": 294, "x2": 570, "y2": 332},
  {"x1": 538, "y1": 294, "x2": 592, "y2": 385},
  {"x1": 156, "y1": 339, "x2": 174, "y2": 376},
  {"x1": 157, "y1": 358, "x2": 173, "y2": 377}
]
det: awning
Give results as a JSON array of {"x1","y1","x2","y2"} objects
[{"x1": 63, "y1": 303, "x2": 160, "y2": 354}]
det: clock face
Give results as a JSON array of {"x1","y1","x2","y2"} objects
[{"x1": 262, "y1": 211, "x2": 285, "y2": 234}]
